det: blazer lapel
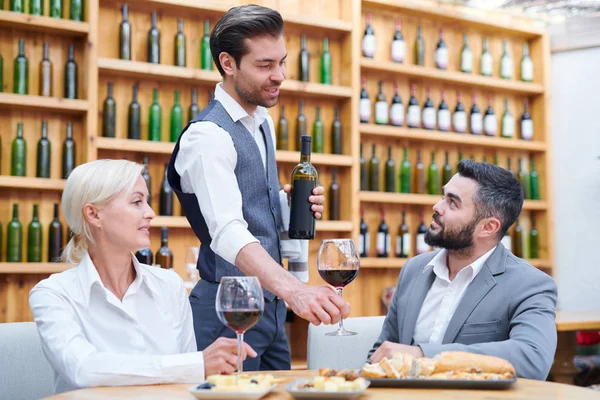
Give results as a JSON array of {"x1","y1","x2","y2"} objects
[{"x1": 400, "y1": 267, "x2": 436, "y2": 344}]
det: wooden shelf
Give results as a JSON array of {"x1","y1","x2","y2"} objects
[
  {"x1": 0, "y1": 176, "x2": 66, "y2": 191},
  {"x1": 277, "y1": 151, "x2": 354, "y2": 166},
  {"x1": 151, "y1": 217, "x2": 353, "y2": 232},
  {"x1": 361, "y1": 58, "x2": 544, "y2": 96},
  {"x1": 523, "y1": 200, "x2": 548, "y2": 211},
  {"x1": 96, "y1": 137, "x2": 174, "y2": 154},
  {"x1": 316, "y1": 220, "x2": 354, "y2": 232},
  {"x1": 360, "y1": 257, "x2": 406, "y2": 269},
  {"x1": 0, "y1": 10, "x2": 89, "y2": 36},
  {"x1": 98, "y1": 58, "x2": 352, "y2": 99},
  {"x1": 0, "y1": 93, "x2": 88, "y2": 115},
  {"x1": 360, "y1": 124, "x2": 547, "y2": 152},
  {"x1": 0, "y1": 263, "x2": 72, "y2": 274}
]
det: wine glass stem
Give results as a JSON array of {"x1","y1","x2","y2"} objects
[
  {"x1": 236, "y1": 332, "x2": 244, "y2": 382},
  {"x1": 336, "y1": 288, "x2": 345, "y2": 331}
]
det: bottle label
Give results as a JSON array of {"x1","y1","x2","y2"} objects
[
  {"x1": 362, "y1": 34, "x2": 376, "y2": 58},
  {"x1": 407, "y1": 105, "x2": 421, "y2": 127},
  {"x1": 422, "y1": 108, "x2": 436, "y2": 129},
  {"x1": 502, "y1": 115, "x2": 514, "y2": 137},
  {"x1": 471, "y1": 114, "x2": 483, "y2": 134},
  {"x1": 501, "y1": 235, "x2": 512, "y2": 252},
  {"x1": 453, "y1": 111, "x2": 467, "y2": 132},
  {"x1": 521, "y1": 120, "x2": 534, "y2": 140},
  {"x1": 375, "y1": 101, "x2": 389, "y2": 124},
  {"x1": 403, "y1": 233, "x2": 411, "y2": 256},
  {"x1": 435, "y1": 48, "x2": 449, "y2": 69},
  {"x1": 391, "y1": 40, "x2": 406, "y2": 63},
  {"x1": 521, "y1": 59, "x2": 533, "y2": 81},
  {"x1": 289, "y1": 179, "x2": 316, "y2": 236},
  {"x1": 483, "y1": 114, "x2": 497, "y2": 136},
  {"x1": 390, "y1": 103, "x2": 404, "y2": 126},
  {"x1": 481, "y1": 53, "x2": 493, "y2": 76},
  {"x1": 360, "y1": 98, "x2": 372, "y2": 122},
  {"x1": 501, "y1": 57, "x2": 513, "y2": 79},
  {"x1": 461, "y1": 50, "x2": 472, "y2": 72},
  {"x1": 438, "y1": 109, "x2": 451, "y2": 131},
  {"x1": 416, "y1": 233, "x2": 429, "y2": 254},
  {"x1": 376, "y1": 232, "x2": 389, "y2": 255}
]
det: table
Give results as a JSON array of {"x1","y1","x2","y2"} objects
[{"x1": 46, "y1": 370, "x2": 600, "y2": 399}]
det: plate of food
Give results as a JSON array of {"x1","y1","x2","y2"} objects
[
  {"x1": 188, "y1": 373, "x2": 281, "y2": 400},
  {"x1": 361, "y1": 351, "x2": 517, "y2": 390},
  {"x1": 285, "y1": 369, "x2": 370, "y2": 399}
]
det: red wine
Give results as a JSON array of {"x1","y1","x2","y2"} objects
[
  {"x1": 319, "y1": 269, "x2": 358, "y2": 288},
  {"x1": 220, "y1": 310, "x2": 262, "y2": 333}
]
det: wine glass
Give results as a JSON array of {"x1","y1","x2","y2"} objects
[
  {"x1": 215, "y1": 276, "x2": 264, "y2": 381},
  {"x1": 185, "y1": 246, "x2": 199, "y2": 288},
  {"x1": 317, "y1": 238, "x2": 360, "y2": 336}
]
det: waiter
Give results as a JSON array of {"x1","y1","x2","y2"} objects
[{"x1": 167, "y1": 4, "x2": 349, "y2": 371}]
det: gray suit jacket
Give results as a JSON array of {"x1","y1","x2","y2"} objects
[{"x1": 368, "y1": 244, "x2": 558, "y2": 380}]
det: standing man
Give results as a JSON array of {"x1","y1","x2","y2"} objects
[{"x1": 167, "y1": 5, "x2": 349, "y2": 372}]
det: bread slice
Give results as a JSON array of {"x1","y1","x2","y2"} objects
[
  {"x1": 390, "y1": 353, "x2": 414, "y2": 378},
  {"x1": 360, "y1": 362, "x2": 387, "y2": 379},
  {"x1": 432, "y1": 352, "x2": 516, "y2": 377},
  {"x1": 379, "y1": 357, "x2": 401, "y2": 378},
  {"x1": 412, "y1": 357, "x2": 435, "y2": 378}
]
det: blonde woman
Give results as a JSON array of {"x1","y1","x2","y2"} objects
[{"x1": 29, "y1": 159, "x2": 256, "y2": 394}]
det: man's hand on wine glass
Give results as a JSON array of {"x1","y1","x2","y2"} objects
[
  {"x1": 283, "y1": 184, "x2": 325, "y2": 220},
  {"x1": 287, "y1": 285, "x2": 350, "y2": 325},
  {"x1": 203, "y1": 337, "x2": 257, "y2": 376}
]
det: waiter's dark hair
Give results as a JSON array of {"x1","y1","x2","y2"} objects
[
  {"x1": 211, "y1": 4, "x2": 284, "y2": 76},
  {"x1": 457, "y1": 159, "x2": 523, "y2": 238}
]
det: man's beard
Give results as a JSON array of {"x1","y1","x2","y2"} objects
[
  {"x1": 234, "y1": 76, "x2": 278, "y2": 109},
  {"x1": 424, "y1": 213, "x2": 478, "y2": 253}
]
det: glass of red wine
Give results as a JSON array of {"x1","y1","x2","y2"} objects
[
  {"x1": 215, "y1": 276, "x2": 264, "y2": 381},
  {"x1": 317, "y1": 238, "x2": 360, "y2": 336}
]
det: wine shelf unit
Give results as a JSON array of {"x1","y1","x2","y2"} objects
[
  {"x1": 0, "y1": 263, "x2": 72, "y2": 274},
  {"x1": 0, "y1": 176, "x2": 66, "y2": 191},
  {"x1": 0, "y1": 10, "x2": 90, "y2": 36},
  {"x1": 0, "y1": 93, "x2": 89, "y2": 115},
  {"x1": 151, "y1": 216, "x2": 354, "y2": 232}
]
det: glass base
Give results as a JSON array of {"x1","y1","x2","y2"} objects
[{"x1": 325, "y1": 328, "x2": 358, "y2": 336}]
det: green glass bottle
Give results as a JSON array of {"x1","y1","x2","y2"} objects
[
  {"x1": 142, "y1": 155, "x2": 152, "y2": 206},
  {"x1": 174, "y1": 18, "x2": 186, "y2": 67},
  {"x1": 149, "y1": 88, "x2": 162, "y2": 141},
  {"x1": 299, "y1": 35, "x2": 309, "y2": 82},
  {"x1": 296, "y1": 99, "x2": 306, "y2": 150},
  {"x1": 11, "y1": 123, "x2": 27, "y2": 177},
  {"x1": 64, "y1": 44, "x2": 77, "y2": 99},
  {"x1": 200, "y1": 19, "x2": 212, "y2": 70},
  {"x1": 128, "y1": 84, "x2": 141, "y2": 139},
  {"x1": 148, "y1": 12, "x2": 160, "y2": 64},
  {"x1": 513, "y1": 219, "x2": 523, "y2": 258},
  {"x1": 530, "y1": 158, "x2": 540, "y2": 200},
  {"x1": 414, "y1": 25, "x2": 425, "y2": 66},
  {"x1": 102, "y1": 82, "x2": 116, "y2": 138},
  {"x1": 501, "y1": 98, "x2": 514, "y2": 138},
  {"x1": 62, "y1": 122, "x2": 75, "y2": 179},
  {"x1": 415, "y1": 150, "x2": 426, "y2": 194},
  {"x1": 329, "y1": 168, "x2": 340, "y2": 221},
  {"x1": 36, "y1": 121, "x2": 51, "y2": 178},
  {"x1": 320, "y1": 37, "x2": 331, "y2": 85},
  {"x1": 399, "y1": 147, "x2": 411, "y2": 194},
  {"x1": 49, "y1": 0, "x2": 62, "y2": 18},
  {"x1": 500, "y1": 40, "x2": 513, "y2": 80},
  {"x1": 331, "y1": 107, "x2": 342, "y2": 155},
  {"x1": 39, "y1": 43, "x2": 52, "y2": 97},
  {"x1": 529, "y1": 219, "x2": 539, "y2": 259},
  {"x1": 29, "y1": 0, "x2": 42, "y2": 15},
  {"x1": 384, "y1": 146, "x2": 396, "y2": 193},
  {"x1": 14, "y1": 39, "x2": 28, "y2": 95},
  {"x1": 10, "y1": 0, "x2": 24, "y2": 12},
  {"x1": 48, "y1": 203, "x2": 63, "y2": 262},
  {"x1": 442, "y1": 151, "x2": 453, "y2": 185},
  {"x1": 360, "y1": 143, "x2": 368, "y2": 191},
  {"x1": 460, "y1": 34, "x2": 472, "y2": 73},
  {"x1": 312, "y1": 107, "x2": 323, "y2": 153},
  {"x1": 6, "y1": 204, "x2": 23, "y2": 262},
  {"x1": 480, "y1": 37, "x2": 493, "y2": 77},
  {"x1": 27, "y1": 204, "x2": 42, "y2": 262},
  {"x1": 521, "y1": 42, "x2": 534, "y2": 82},
  {"x1": 277, "y1": 104, "x2": 288, "y2": 151},
  {"x1": 189, "y1": 88, "x2": 200, "y2": 121},
  {"x1": 119, "y1": 4, "x2": 131, "y2": 60},
  {"x1": 69, "y1": 0, "x2": 82, "y2": 21},
  {"x1": 428, "y1": 152, "x2": 440, "y2": 195},
  {"x1": 170, "y1": 90, "x2": 183, "y2": 142},
  {"x1": 369, "y1": 144, "x2": 379, "y2": 191},
  {"x1": 517, "y1": 158, "x2": 530, "y2": 200}
]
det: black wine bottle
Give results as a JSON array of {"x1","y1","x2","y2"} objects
[
  {"x1": 27, "y1": 204, "x2": 42, "y2": 262},
  {"x1": 359, "y1": 208, "x2": 369, "y2": 257},
  {"x1": 102, "y1": 82, "x2": 116, "y2": 138},
  {"x1": 289, "y1": 136, "x2": 317, "y2": 240},
  {"x1": 36, "y1": 120, "x2": 51, "y2": 178},
  {"x1": 48, "y1": 203, "x2": 64, "y2": 262},
  {"x1": 148, "y1": 12, "x2": 160, "y2": 64},
  {"x1": 159, "y1": 163, "x2": 173, "y2": 216},
  {"x1": 360, "y1": 143, "x2": 368, "y2": 191},
  {"x1": 128, "y1": 84, "x2": 141, "y2": 139},
  {"x1": 369, "y1": 144, "x2": 379, "y2": 192},
  {"x1": 155, "y1": 227, "x2": 173, "y2": 269},
  {"x1": 62, "y1": 122, "x2": 75, "y2": 179},
  {"x1": 64, "y1": 44, "x2": 77, "y2": 99},
  {"x1": 135, "y1": 248, "x2": 154, "y2": 265},
  {"x1": 329, "y1": 168, "x2": 340, "y2": 221},
  {"x1": 142, "y1": 155, "x2": 152, "y2": 206}
]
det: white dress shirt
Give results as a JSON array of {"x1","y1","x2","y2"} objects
[
  {"x1": 413, "y1": 246, "x2": 497, "y2": 345},
  {"x1": 29, "y1": 252, "x2": 204, "y2": 394}
]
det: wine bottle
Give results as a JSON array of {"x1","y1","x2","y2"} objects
[
  {"x1": 501, "y1": 230, "x2": 512, "y2": 252},
  {"x1": 174, "y1": 18, "x2": 186, "y2": 67},
  {"x1": 102, "y1": 82, "x2": 116, "y2": 138},
  {"x1": 442, "y1": 151, "x2": 453, "y2": 185},
  {"x1": 64, "y1": 44, "x2": 77, "y2": 99},
  {"x1": 414, "y1": 25, "x2": 425, "y2": 66},
  {"x1": 457, "y1": 152, "x2": 464, "y2": 169},
  {"x1": 422, "y1": 87, "x2": 436, "y2": 130},
  {"x1": 148, "y1": 12, "x2": 160, "y2": 64},
  {"x1": 359, "y1": 77, "x2": 371, "y2": 123},
  {"x1": 119, "y1": 4, "x2": 131, "y2": 60},
  {"x1": 376, "y1": 209, "x2": 390, "y2": 258},
  {"x1": 278, "y1": 104, "x2": 289, "y2": 151},
  {"x1": 14, "y1": 39, "x2": 28, "y2": 94},
  {"x1": 437, "y1": 89, "x2": 451, "y2": 132},
  {"x1": 483, "y1": 95, "x2": 497, "y2": 136},
  {"x1": 530, "y1": 158, "x2": 540, "y2": 200},
  {"x1": 331, "y1": 107, "x2": 342, "y2": 155},
  {"x1": 49, "y1": 0, "x2": 61, "y2": 18},
  {"x1": 135, "y1": 248, "x2": 154, "y2": 265},
  {"x1": 460, "y1": 34, "x2": 472, "y2": 73},
  {"x1": 10, "y1": 0, "x2": 24, "y2": 12},
  {"x1": 359, "y1": 208, "x2": 369, "y2": 257},
  {"x1": 493, "y1": 154, "x2": 498, "y2": 166},
  {"x1": 0, "y1": 220, "x2": 2, "y2": 261},
  {"x1": 200, "y1": 19, "x2": 212, "y2": 70},
  {"x1": 435, "y1": 28, "x2": 448, "y2": 70},
  {"x1": 507, "y1": 156, "x2": 513, "y2": 175},
  {"x1": 36, "y1": 121, "x2": 51, "y2": 178},
  {"x1": 329, "y1": 168, "x2": 340, "y2": 221},
  {"x1": 399, "y1": 147, "x2": 411, "y2": 194},
  {"x1": 312, "y1": 107, "x2": 323, "y2": 153},
  {"x1": 48, "y1": 203, "x2": 63, "y2": 262},
  {"x1": 517, "y1": 158, "x2": 530, "y2": 200},
  {"x1": 39, "y1": 43, "x2": 52, "y2": 97},
  {"x1": 7, "y1": 204, "x2": 23, "y2": 262},
  {"x1": 27, "y1": 204, "x2": 42, "y2": 262},
  {"x1": 0, "y1": 54, "x2": 3, "y2": 93},
  {"x1": 159, "y1": 163, "x2": 173, "y2": 216},
  {"x1": 391, "y1": 19, "x2": 405, "y2": 63},
  {"x1": 299, "y1": 35, "x2": 309, "y2": 82},
  {"x1": 415, "y1": 149, "x2": 426, "y2": 194},
  {"x1": 69, "y1": 0, "x2": 82, "y2": 21},
  {"x1": 369, "y1": 144, "x2": 379, "y2": 192},
  {"x1": 513, "y1": 219, "x2": 523, "y2": 258},
  {"x1": 396, "y1": 210, "x2": 410, "y2": 258},
  {"x1": 320, "y1": 37, "x2": 331, "y2": 85},
  {"x1": 149, "y1": 88, "x2": 162, "y2": 141},
  {"x1": 428, "y1": 152, "x2": 439, "y2": 195},
  {"x1": 374, "y1": 80, "x2": 388, "y2": 125},
  {"x1": 390, "y1": 82, "x2": 404, "y2": 127},
  {"x1": 520, "y1": 100, "x2": 533, "y2": 140},
  {"x1": 11, "y1": 123, "x2": 27, "y2": 177},
  {"x1": 155, "y1": 227, "x2": 173, "y2": 269},
  {"x1": 529, "y1": 219, "x2": 539, "y2": 259},
  {"x1": 170, "y1": 90, "x2": 183, "y2": 142},
  {"x1": 480, "y1": 37, "x2": 493, "y2": 77},
  {"x1": 142, "y1": 155, "x2": 152, "y2": 206},
  {"x1": 128, "y1": 84, "x2": 141, "y2": 140},
  {"x1": 384, "y1": 146, "x2": 395, "y2": 193},
  {"x1": 407, "y1": 84, "x2": 420, "y2": 129},
  {"x1": 453, "y1": 91, "x2": 467, "y2": 133},
  {"x1": 362, "y1": 13, "x2": 376, "y2": 58},
  {"x1": 470, "y1": 93, "x2": 482, "y2": 135},
  {"x1": 289, "y1": 136, "x2": 317, "y2": 240},
  {"x1": 521, "y1": 42, "x2": 534, "y2": 82},
  {"x1": 500, "y1": 40, "x2": 513, "y2": 80},
  {"x1": 296, "y1": 99, "x2": 306, "y2": 150},
  {"x1": 501, "y1": 99, "x2": 514, "y2": 138},
  {"x1": 62, "y1": 122, "x2": 75, "y2": 179},
  {"x1": 416, "y1": 212, "x2": 429, "y2": 255},
  {"x1": 360, "y1": 143, "x2": 368, "y2": 191},
  {"x1": 189, "y1": 88, "x2": 200, "y2": 121}
]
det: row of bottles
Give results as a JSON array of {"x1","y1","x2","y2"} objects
[
  {"x1": 297, "y1": 35, "x2": 332, "y2": 84},
  {"x1": 0, "y1": 203, "x2": 63, "y2": 263},
  {"x1": 1, "y1": 0, "x2": 83, "y2": 20},
  {"x1": 359, "y1": 81, "x2": 534, "y2": 140},
  {"x1": 0, "y1": 40, "x2": 78, "y2": 98},
  {"x1": 500, "y1": 218, "x2": 540, "y2": 259},
  {"x1": 362, "y1": 15, "x2": 534, "y2": 82},
  {"x1": 135, "y1": 227, "x2": 173, "y2": 269},
  {"x1": 359, "y1": 145, "x2": 541, "y2": 200},
  {"x1": 0, "y1": 122, "x2": 76, "y2": 178}
]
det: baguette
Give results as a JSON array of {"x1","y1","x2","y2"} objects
[
  {"x1": 390, "y1": 353, "x2": 414, "y2": 378},
  {"x1": 432, "y1": 352, "x2": 515, "y2": 377},
  {"x1": 379, "y1": 357, "x2": 401, "y2": 378},
  {"x1": 360, "y1": 362, "x2": 387, "y2": 379},
  {"x1": 412, "y1": 357, "x2": 435, "y2": 378}
]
